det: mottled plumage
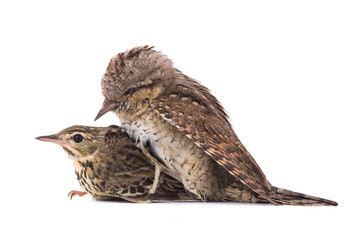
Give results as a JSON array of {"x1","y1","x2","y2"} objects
[
  {"x1": 36, "y1": 125, "x2": 199, "y2": 202},
  {"x1": 95, "y1": 46, "x2": 337, "y2": 206}
]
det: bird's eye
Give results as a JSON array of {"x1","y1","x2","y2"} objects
[
  {"x1": 73, "y1": 134, "x2": 84, "y2": 143},
  {"x1": 124, "y1": 88, "x2": 134, "y2": 95}
]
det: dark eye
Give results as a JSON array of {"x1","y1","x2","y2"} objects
[
  {"x1": 73, "y1": 134, "x2": 84, "y2": 143},
  {"x1": 124, "y1": 88, "x2": 134, "y2": 95}
]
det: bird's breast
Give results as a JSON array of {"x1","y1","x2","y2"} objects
[{"x1": 73, "y1": 159, "x2": 106, "y2": 199}]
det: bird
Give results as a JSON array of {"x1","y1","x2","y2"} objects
[
  {"x1": 36, "y1": 125, "x2": 201, "y2": 203},
  {"x1": 94, "y1": 46, "x2": 337, "y2": 206},
  {"x1": 35, "y1": 125, "x2": 328, "y2": 205}
]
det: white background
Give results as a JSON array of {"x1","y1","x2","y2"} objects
[{"x1": 1, "y1": 1, "x2": 359, "y2": 239}]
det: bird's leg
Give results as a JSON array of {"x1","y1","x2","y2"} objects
[
  {"x1": 135, "y1": 143, "x2": 164, "y2": 194},
  {"x1": 68, "y1": 190, "x2": 87, "y2": 200},
  {"x1": 149, "y1": 164, "x2": 162, "y2": 194},
  {"x1": 136, "y1": 142, "x2": 183, "y2": 194}
]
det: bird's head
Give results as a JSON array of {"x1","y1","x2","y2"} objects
[
  {"x1": 95, "y1": 46, "x2": 178, "y2": 121},
  {"x1": 36, "y1": 125, "x2": 101, "y2": 159}
]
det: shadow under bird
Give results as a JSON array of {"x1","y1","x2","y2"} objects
[
  {"x1": 36, "y1": 125, "x2": 200, "y2": 202},
  {"x1": 94, "y1": 46, "x2": 337, "y2": 206}
]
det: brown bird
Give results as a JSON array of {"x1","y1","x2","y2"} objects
[
  {"x1": 36, "y1": 125, "x2": 200, "y2": 203},
  {"x1": 35, "y1": 125, "x2": 325, "y2": 205},
  {"x1": 95, "y1": 46, "x2": 337, "y2": 206}
]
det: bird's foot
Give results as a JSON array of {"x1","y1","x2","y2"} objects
[
  {"x1": 149, "y1": 164, "x2": 162, "y2": 194},
  {"x1": 68, "y1": 190, "x2": 87, "y2": 200}
]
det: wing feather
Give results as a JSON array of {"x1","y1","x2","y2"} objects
[
  {"x1": 151, "y1": 78, "x2": 276, "y2": 203},
  {"x1": 103, "y1": 126, "x2": 198, "y2": 202}
]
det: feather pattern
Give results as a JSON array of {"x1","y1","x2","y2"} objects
[
  {"x1": 151, "y1": 76, "x2": 276, "y2": 203},
  {"x1": 96, "y1": 46, "x2": 337, "y2": 206}
]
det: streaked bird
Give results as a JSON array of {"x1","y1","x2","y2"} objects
[
  {"x1": 94, "y1": 46, "x2": 337, "y2": 206},
  {"x1": 36, "y1": 125, "x2": 199, "y2": 203}
]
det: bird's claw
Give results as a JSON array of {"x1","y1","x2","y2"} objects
[{"x1": 68, "y1": 190, "x2": 87, "y2": 200}]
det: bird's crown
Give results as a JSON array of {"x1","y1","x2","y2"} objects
[{"x1": 101, "y1": 46, "x2": 176, "y2": 101}]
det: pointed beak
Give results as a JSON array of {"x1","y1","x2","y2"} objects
[
  {"x1": 36, "y1": 134, "x2": 67, "y2": 147},
  {"x1": 94, "y1": 99, "x2": 118, "y2": 121}
]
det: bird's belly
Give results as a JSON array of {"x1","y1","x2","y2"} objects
[{"x1": 120, "y1": 111, "x2": 224, "y2": 200}]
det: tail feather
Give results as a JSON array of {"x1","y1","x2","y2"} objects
[
  {"x1": 223, "y1": 182, "x2": 337, "y2": 206},
  {"x1": 269, "y1": 187, "x2": 338, "y2": 206}
]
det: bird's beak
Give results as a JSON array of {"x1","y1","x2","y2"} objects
[
  {"x1": 36, "y1": 135, "x2": 67, "y2": 147},
  {"x1": 94, "y1": 99, "x2": 118, "y2": 121}
]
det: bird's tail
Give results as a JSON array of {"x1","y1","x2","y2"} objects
[
  {"x1": 223, "y1": 182, "x2": 337, "y2": 206},
  {"x1": 267, "y1": 186, "x2": 338, "y2": 206}
]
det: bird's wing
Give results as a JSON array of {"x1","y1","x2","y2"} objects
[
  {"x1": 151, "y1": 82, "x2": 277, "y2": 204},
  {"x1": 125, "y1": 176, "x2": 201, "y2": 203},
  {"x1": 103, "y1": 127, "x2": 198, "y2": 202}
]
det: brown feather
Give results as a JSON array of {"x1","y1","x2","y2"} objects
[
  {"x1": 99, "y1": 126, "x2": 200, "y2": 202},
  {"x1": 151, "y1": 77, "x2": 276, "y2": 203},
  {"x1": 96, "y1": 46, "x2": 337, "y2": 206},
  {"x1": 37, "y1": 125, "x2": 200, "y2": 203}
]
